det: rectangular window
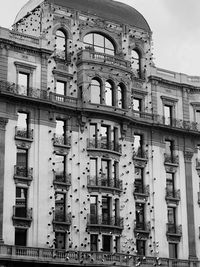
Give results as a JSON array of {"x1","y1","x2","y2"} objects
[
  {"x1": 101, "y1": 159, "x2": 110, "y2": 186},
  {"x1": 90, "y1": 196, "x2": 98, "y2": 223},
  {"x1": 114, "y1": 198, "x2": 120, "y2": 224},
  {"x1": 89, "y1": 124, "x2": 97, "y2": 147},
  {"x1": 169, "y1": 243, "x2": 178, "y2": 259},
  {"x1": 55, "y1": 193, "x2": 66, "y2": 222},
  {"x1": 55, "y1": 120, "x2": 67, "y2": 145},
  {"x1": 16, "y1": 148, "x2": 28, "y2": 177},
  {"x1": 134, "y1": 134, "x2": 143, "y2": 158},
  {"x1": 56, "y1": 81, "x2": 67, "y2": 96},
  {"x1": 17, "y1": 112, "x2": 29, "y2": 137},
  {"x1": 167, "y1": 207, "x2": 176, "y2": 233},
  {"x1": 101, "y1": 125, "x2": 109, "y2": 149},
  {"x1": 136, "y1": 240, "x2": 146, "y2": 256},
  {"x1": 164, "y1": 105, "x2": 173, "y2": 125},
  {"x1": 54, "y1": 154, "x2": 66, "y2": 182},
  {"x1": 55, "y1": 232, "x2": 65, "y2": 249},
  {"x1": 115, "y1": 236, "x2": 120, "y2": 253},
  {"x1": 15, "y1": 228, "x2": 27, "y2": 246},
  {"x1": 90, "y1": 234, "x2": 98, "y2": 251},
  {"x1": 112, "y1": 161, "x2": 119, "y2": 187},
  {"x1": 16, "y1": 187, "x2": 27, "y2": 218},
  {"x1": 90, "y1": 158, "x2": 97, "y2": 185},
  {"x1": 134, "y1": 167, "x2": 144, "y2": 193},
  {"x1": 102, "y1": 196, "x2": 111, "y2": 224},
  {"x1": 112, "y1": 127, "x2": 119, "y2": 151},
  {"x1": 136, "y1": 203, "x2": 145, "y2": 229},
  {"x1": 102, "y1": 235, "x2": 112, "y2": 252},
  {"x1": 133, "y1": 98, "x2": 142, "y2": 116},
  {"x1": 166, "y1": 172, "x2": 175, "y2": 197},
  {"x1": 165, "y1": 140, "x2": 173, "y2": 159},
  {"x1": 18, "y1": 72, "x2": 29, "y2": 95},
  {"x1": 196, "y1": 110, "x2": 200, "y2": 124}
]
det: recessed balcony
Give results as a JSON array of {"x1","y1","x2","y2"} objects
[
  {"x1": 87, "y1": 138, "x2": 122, "y2": 155},
  {"x1": 164, "y1": 153, "x2": 179, "y2": 166},
  {"x1": 12, "y1": 205, "x2": 32, "y2": 228},
  {"x1": 77, "y1": 49, "x2": 131, "y2": 70},
  {"x1": 53, "y1": 134, "x2": 71, "y2": 148},
  {"x1": 53, "y1": 211, "x2": 72, "y2": 232},
  {"x1": 165, "y1": 188, "x2": 180, "y2": 205},
  {"x1": 15, "y1": 126, "x2": 33, "y2": 141},
  {"x1": 87, "y1": 175, "x2": 123, "y2": 194},
  {"x1": 87, "y1": 214, "x2": 124, "y2": 233},
  {"x1": 53, "y1": 172, "x2": 71, "y2": 191},
  {"x1": 133, "y1": 183, "x2": 149, "y2": 202},
  {"x1": 13, "y1": 165, "x2": 33, "y2": 186},
  {"x1": 166, "y1": 223, "x2": 182, "y2": 242},
  {"x1": 134, "y1": 221, "x2": 151, "y2": 239}
]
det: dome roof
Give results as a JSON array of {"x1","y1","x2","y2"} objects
[{"x1": 14, "y1": 0, "x2": 151, "y2": 33}]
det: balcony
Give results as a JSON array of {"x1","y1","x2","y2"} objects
[
  {"x1": 166, "y1": 223, "x2": 182, "y2": 242},
  {"x1": 15, "y1": 126, "x2": 33, "y2": 141},
  {"x1": 50, "y1": 92, "x2": 78, "y2": 107},
  {"x1": 87, "y1": 214, "x2": 124, "y2": 233},
  {"x1": 77, "y1": 49, "x2": 131, "y2": 70},
  {"x1": 53, "y1": 134, "x2": 71, "y2": 149},
  {"x1": 87, "y1": 138, "x2": 122, "y2": 155},
  {"x1": 53, "y1": 172, "x2": 71, "y2": 191},
  {"x1": 13, "y1": 165, "x2": 33, "y2": 186},
  {"x1": 53, "y1": 211, "x2": 72, "y2": 232},
  {"x1": 165, "y1": 188, "x2": 180, "y2": 205},
  {"x1": 12, "y1": 205, "x2": 32, "y2": 228},
  {"x1": 133, "y1": 183, "x2": 149, "y2": 202},
  {"x1": 87, "y1": 175, "x2": 123, "y2": 194},
  {"x1": 164, "y1": 153, "x2": 179, "y2": 166},
  {"x1": 134, "y1": 221, "x2": 151, "y2": 239},
  {"x1": 0, "y1": 244, "x2": 197, "y2": 267},
  {"x1": 133, "y1": 148, "x2": 148, "y2": 167}
]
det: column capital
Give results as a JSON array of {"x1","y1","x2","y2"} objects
[
  {"x1": 184, "y1": 150, "x2": 193, "y2": 162},
  {"x1": 0, "y1": 118, "x2": 8, "y2": 131}
]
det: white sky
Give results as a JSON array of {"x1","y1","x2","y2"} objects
[{"x1": 0, "y1": 0, "x2": 200, "y2": 76}]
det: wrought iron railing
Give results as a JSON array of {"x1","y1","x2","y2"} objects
[
  {"x1": 166, "y1": 223, "x2": 182, "y2": 235},
  {"x1": 53, "y1": 134, "x2": 71, "y2": 147},
  {"x1": 134, "y1": 221, "x2": 151, "y2": 232},
  {"x1": 164, "y1": 153, "x2": 179, "y2": 165},
  {"x1": 87, "y1": 214, "x2": 124, "y2": 228},
  {"x1": 133, "y1": 148, "x2": 148, "y2": 159},
  {"x1": 53, "y1": 211, "x2": 71, "y2": 224},
  {"x1": 87, "y1": 138, "x2": 122, "y2": 153},
  {"x1": 133, "y1": 183, "x2": 149, "y2": 195},
  {"x1": 87, "y1": 175, "x2": 123, "y2": 190},
  {"x1": 15, "y1": 126, "x2": 33, "y2": 139},
  {"x1": 13, "y1": 205, "x2": 32, "y2": 220},
  {"x1": 14, "y1": 165, "x2": 33, "y2": 178},
  {"x1": 53, "y1": 172, "x2": 71, "y2": 185},
  {"x1": 165, "y1": 188, "x2": 180, "y2": 200}
]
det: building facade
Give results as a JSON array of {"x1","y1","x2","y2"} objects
[{"x1": 0, "y1": 0, "x2": 200, "y2": 266}]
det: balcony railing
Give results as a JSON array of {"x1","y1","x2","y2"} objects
[
  {"x1": 87, "y1": 138, "x2": 122, "y2": 154},
  {"x1": 0, "y1": 244, "x2": 198, "y2": 266},
  {"x1": 133, "y1": 148, "x2": 148, "y2": 160},
  {"x1": 14, "y1": 165, "x2": 33, "y2": 179},
  {"x1": 77, "y1": 50, "x2": 131, "y2": 69},
  {"x1": 54, "y1": 172, "x2": 71, "y2": 184},
  {"x1": 15, "y1": 126, "x2": 33, "y2": 140},
  {"x1": 87, "y1": 175, "x2": 123, "y2": 192},
  {"x1": 134, "y1": 221, "x2": 151, "y2": 232},
  {"x1": 164, "y1": 153, "x2": 179, "y2": 165},
  {"x1": 133, "y1": 183, "x2": 149, "y2": 201},
  {"x1": 87, "y1": 214, "x2": 124, "y2": 229},
  {"x1": 53, "y1": 134, "x2": 71, "y2": 147},
  {"x1": 50, "y1": 92, "x2": 77, "y2": 105},
  {"x1": 12, "y1": 206, "x2": 32, "y2": 228},
  {"x1": 53, "y1": 211, "x2": 72, "y2": 225},
  {"x1": 165, "y1": 188, "x2": 180, "y2": 203},
  {"x1": 166, "y1": 223, "x2": 182, "y2": 236}
]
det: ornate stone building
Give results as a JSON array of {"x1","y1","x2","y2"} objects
[{"x1": 0, "y1": 0, "x2": 200, "y2": 266}]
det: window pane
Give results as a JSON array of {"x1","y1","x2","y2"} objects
[
  {"x1": 83, "y1": 33, "x2": 93, "y2": 45},
  {"x1": 196, "y1": 110, "x2": 200, "y2": 123},
  {"x1": 117, "y1": 86, "x2": 122, "y2": 108},
  {"x1": 55, "y1": 155, "x2": 64, "y2": 176},
  {"x1": 56, "y1": 30, "x2": 66, "y2": 51},
  {"x1": 90, "y1": 158, "x2": 97, "y2": 178},
  {"x1": 102, "y1": 235, "x2": 111, "y2": 252},
  {"x1": 105, "y1": 38, "x2": 114, "y2": 50},
  {"x1": 164, "y1": 105, "x2": 172, "y2": 125},
  {"x1": 94, "y1": 33, "x2": 104, "y2": 47},
  {"x1": 91, "y1": 79, "x2": 101, "y2": 104},
  {"x1": 90, "y1": 234, "x2": 98, "y2": 251},
  {"x1": 133, "y1": 98, "x2": 142, "y2": 112},
  {"x1": 105, "y1": 81, "x2": 113, "y2": 106},
  {"x1": 17, "y1": 149, "x2": 27, "y2": 166},
  {"x1": 56, "y1": 120, "x2": 64, "y2": 135},
  {"x1": 56, "y1": 81, "x2": 66, "y2": 95},
  {"x1": 55, "y1": 233, "x2": 65, "y2": 249},
  {"x1": 55, "y1": 193, "x2": 65, "y2": 221},
  {"x1": 17, "y1": 113, "x2": 27, "y2": 128}
]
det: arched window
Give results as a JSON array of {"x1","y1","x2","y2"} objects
[
  {"x1": 83, "y1": 33, "x2": 115, "y2": 55},
  {"x1": 56, "y1": 30, "x2": 67, "y2": 59},
  {"x1": 105, "y1": 81, "x2": 114, "y2": 106},
  {"x1": 91, "y1": 78, "x2": 101, "y2": 104},
  {"x1": 131, "y1": 50, "x2": 141, "y2": 78},
  {"x1": 117, "y1": 84, "x2": 125, "y2": 109}
]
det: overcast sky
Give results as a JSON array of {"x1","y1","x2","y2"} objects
[{"x1": 0, "y1": 0, "x2": 200, "y2": 76}]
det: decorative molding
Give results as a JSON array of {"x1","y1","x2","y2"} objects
[
  {"x1": 184, "y1": 151, "x2": 194, "y2": 162},
  {"x1": 15, "y1": 141, "x2": 31, "y2": 150},
  {"x1": 0, "y1": 118, "x2": 8, "y2": 130},
  {"x1": 87, "y1": 151, "x2": 120, "y2": 161},
  {"x1": 165, "y1": 165, "x2": 177, "y2": 173}
]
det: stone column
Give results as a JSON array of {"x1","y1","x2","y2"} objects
[
  {"x1": 0, "y1": 118, "x2": 8, "y2": 243},
  {"x1": 184, "y1": 150, "x2": 197, "y2": 259}
]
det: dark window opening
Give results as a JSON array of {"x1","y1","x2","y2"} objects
[
  {"x1": 55, "y1": 193, "x2": 66, "y2": 222},
  {"x1": 15, "y1": 228, "x2": 27, "y2": 246},
  {"x1": 55, "y1": 232, "x2": 65, "y2": 249},
  {"x1": 90, "y1": 234, "x2": 98, "y2": 251},
  {"x1": 136, "y1": 240, "x2": 146, "y2": 256},
  {"x1": 102, "y1": 235, "x2": 112, "y2": 252}
]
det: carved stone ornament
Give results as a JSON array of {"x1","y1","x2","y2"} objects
[
  {"x1": 184, "y1": 151, "x2": 194, "y2": 162},
  {"x1": 165, "y1": 165, "x2": 177, "y2": 173},
  {"x1": 0, "y1": 118, "x2": 8, "y2": 130},
  {"x1": 133, "y1": 159, "x2": 147, "y2": 168},
  {"x1": 16, "y1": 141, "x2": 31, "y2": 150}
]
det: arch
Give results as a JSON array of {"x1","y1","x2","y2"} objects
[
  {"x1": 54, "y1": 27, "x2": 70, "y2": 60},
  {"x1": 83, "y1": 32, "x2": 115, "y2": 55},
  {"x1": 105, "y1": 80, "x2": 114, "y2": 106},
  {"x1": 117, "y1": 83, "x2": 126, "y2": 109},
  {"x1": 90, "y1": 77, "x2": 102, "y2": 104},
  {"x1": 131, "y1": 49, "x2": 142, "y2": 78}
]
